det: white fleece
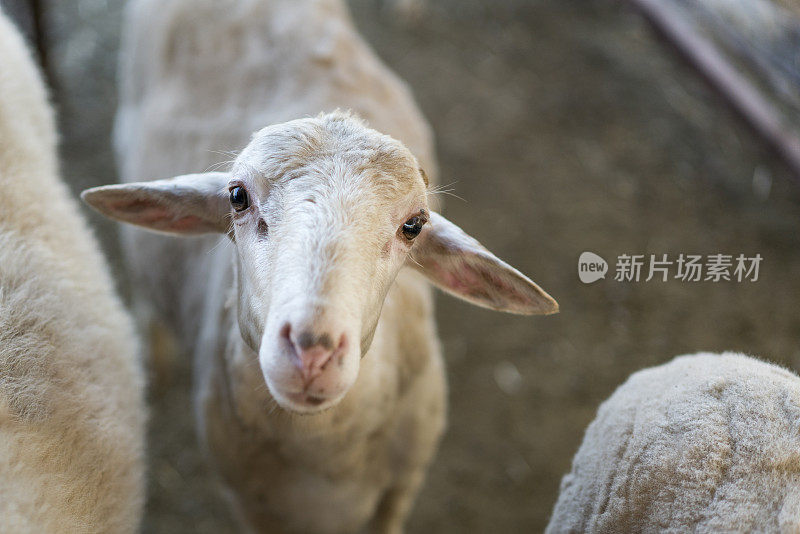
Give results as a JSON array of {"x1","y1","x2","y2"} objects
[
  {"x1": 0, "y1": 8, "x2": 146, "y2": 533},
  {"x1": 547, "y1": 352, "x2": 800, "y2": 534}
]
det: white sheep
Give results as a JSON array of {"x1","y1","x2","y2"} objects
[
  {"x1": 112, "y1": 0, "x2": 438, "y2": 355},
  {"x1": 546, "y1": 352, "x2": 800, "y2": 533},
  {"x1": 83, "y1": 1, "x2": 559, "y2": 532},
  {"x1": 0, "y1": 8, "x2": 146, "y2": 533}
]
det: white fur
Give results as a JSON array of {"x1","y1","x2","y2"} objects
[
  {"x1": 547, "y1": 352, "x2": 800, "y2": 533},
  {"x1": 0, "y1": 8, "x2": 145, "y2": 533},
  {"x1": 99, "y1": 1, "x2": 556, "y2": 533}
]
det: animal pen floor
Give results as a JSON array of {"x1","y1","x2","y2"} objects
[{"x1": 33, "y1": 0, "x2": 800, "y2": 531}]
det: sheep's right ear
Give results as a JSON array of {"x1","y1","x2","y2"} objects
[
  {"x1": 408, "y1": 211, "x2": 559, "y2": 315},
  {"x1": 81, "y1": 172, "x2": 231, "y2": 235}
]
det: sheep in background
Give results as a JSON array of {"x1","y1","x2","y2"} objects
[
  {"x1": 547, "y1": 352, "x2": 800, "y2": 534},
  {"x1": 0, "y1": 7, "x2": 145, "y2": 533}
]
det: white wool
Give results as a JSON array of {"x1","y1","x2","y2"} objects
[
  {"x1": 0, "y1": 8, "x2": 145, "y2": 533},
  {"x1": 547, "y1": 352, "x2": 800, "y2": 534},
  {"x1": 116, "y1": 1, "x2": 444, "y2": 532}
]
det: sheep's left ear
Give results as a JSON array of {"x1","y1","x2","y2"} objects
[
  {"x1": 408, "y1": 211, "x2": 559, "y2": 315},
  {"x1": 81, "y1": 172, "x2": 231, "y2": 235}
]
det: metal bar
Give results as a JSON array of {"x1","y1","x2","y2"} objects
[{"x1": 628, "y1": 0, "x2": 800, "y2": 182}]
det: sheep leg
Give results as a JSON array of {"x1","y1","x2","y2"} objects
[{"x1": 366, "y1": 469, "x2": 426, "y2": 534}]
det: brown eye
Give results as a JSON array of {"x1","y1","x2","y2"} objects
[
  {"x1": 401, "y1": 216, "x2": 424, "y2": 240},
  {"x1": 229, "y1": 186, "x2": 249, "y2": 211}
]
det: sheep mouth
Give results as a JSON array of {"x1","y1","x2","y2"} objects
[
  {"x1": 274, "y1": 390, "x2": 342, "y2": 414},
  {"x1": 294, "y1": 393, "x2": 326, "y2": 406}
]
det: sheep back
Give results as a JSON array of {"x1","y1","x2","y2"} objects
[{"x1": 547, "y1": 352, "x2": 800, "y2": 534}]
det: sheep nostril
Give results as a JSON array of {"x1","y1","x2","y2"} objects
[
  {"x1": 279, "y1": 323, "x2": 293, "y2": 349},
  {"x1": 296, "y1": 330, "x2": 333, "y2": 352},
  {"x1": 283, "y1": 328, "x2": 348, "y2": 381},
  {"x1": 336, "y1": 332, "x2": 347, "y2": 353}
]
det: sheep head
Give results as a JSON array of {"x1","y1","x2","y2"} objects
[{"x1": 82, "y1": 112, "x2": 558, "y2": 414}]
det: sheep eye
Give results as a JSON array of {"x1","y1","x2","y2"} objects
[
  {"x1": 229, "y1": 186, "x2": 249, "y2": 211},
  {"x1": 401, "y1": 216, "x2": 424, "y2": 240}
]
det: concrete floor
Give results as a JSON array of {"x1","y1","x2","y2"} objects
[{"x1": 7, "y1": 0, "x2": 800, "y2": 531}]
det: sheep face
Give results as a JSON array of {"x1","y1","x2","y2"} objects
[
  {"x1": 82, "y1": 113, "x2": 559, "y2": 414},
  {"x1": 228, "y1": 116, "x2": 430, "y2": 413}
]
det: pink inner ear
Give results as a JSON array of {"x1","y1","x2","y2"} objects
[
  {"x1": 134, "y1": 207, "x2": 171, "y2": 226},
  {"x1": 109, "y1": 200, "x2": 205, "y2": 232},
  {"x1": 429, "y1": 259, "x2": 530, "y2": 306},
  {"x1": 109, "y1": 198, "x2": 159, "y2": 214},
  {"x1": 169, "y1": 215, "x2": 206, "y2": 232},
  {"x1": 433, "y1": 261, "x2": 475, "y2": 294}
]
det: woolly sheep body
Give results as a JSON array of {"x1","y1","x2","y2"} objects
[
  {"x1": 0, "y1": 8, "x2": 145, "y2": 533},
  {"x1": 116, "y1": 1, "x2": 445, "y2": 532},
  {"x1": 546, "y1": 352, "x2": 800, "y2": 534}
]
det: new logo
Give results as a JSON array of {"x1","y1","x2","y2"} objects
[{"x1": 578, "y1": 251, "x2": 608, "y2": 284}]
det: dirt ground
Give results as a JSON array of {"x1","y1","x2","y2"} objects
[{"x1": 7, "y1": 0, "x2": 800, "y2": 532}]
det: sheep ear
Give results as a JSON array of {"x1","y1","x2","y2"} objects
[
  {"x1": 408, "y1": 212, "x2": 559, "y2": 315},
  {"x1": 81, "y1": 172, "x2": 231, "y2": 235}
]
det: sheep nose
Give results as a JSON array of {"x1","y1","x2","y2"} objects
[{"x1": 281, "y1": 324, "x2": 346, "y2": 382}]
